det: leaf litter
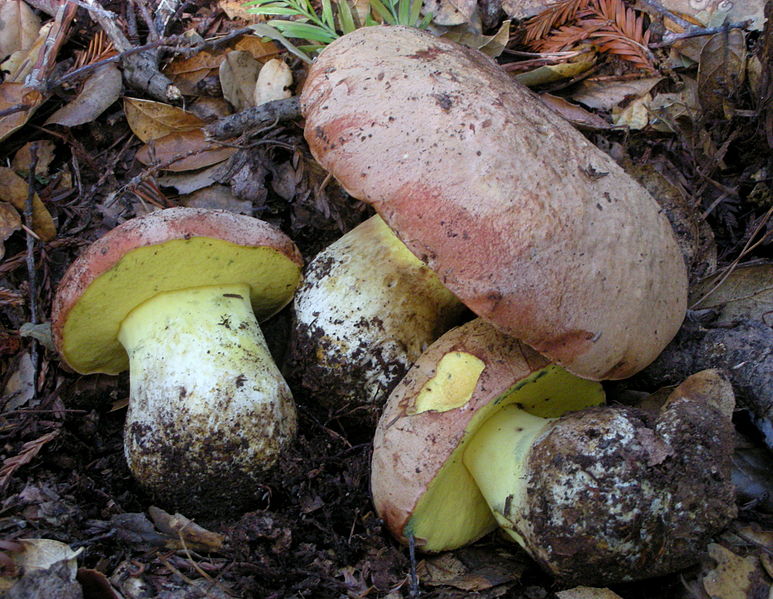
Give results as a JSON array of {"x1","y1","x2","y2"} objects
[{"x1": 0, "y1": 0, "x2": 770, "y2": 598}]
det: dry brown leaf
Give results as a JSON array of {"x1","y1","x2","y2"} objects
[
  {"x1": 0, "y1": 167, "x2": 56, "y2": 240},
  {"x1": 690, "y1": 264, "x2": 773, "y2": 324},
  {"x1": 0, "y1": 201, "x2": 22, "y2": 256},
  {"x1": 442, "y1": 20, "x2": 511, "y2": 57},
  {"x1": 571, "y1": 76, "x2": 662, "y2": 111},
  {"x1": 124, "y1": 98, "x2": 205, "y2": 143},
  {"x1": 232, "y1": 35, "x2": 280, "y2": 60},
  {"x1": 0, "y1": 82, "x2": 43, "y2": 142},
  {"x1": 12, "y1": 140, "x2": 56, "y2": 177},
  {"x1": 539, "y1": 93, "x2": 613, "y2": 129},
  {"x1": 255, "y1": 58, "x2": 293, "y2": 106},
  {"x1": 157, "y1": 163, "x2": 226, "y2": 194},
  {"x1": 181, "y1": 184, "x2": 252, "y2": 214},
  {"x1": 46, "y1": 63, "x2": 122, "y2": 127},
  {"x1": 556, "y1": 587, "x2": 623, "y2": 599},
  {"x1": 416, "y1": 548, "x2": 523, "y2": 591},
  {"x1": 135, "y1": 129, "x2": 237, "y2": 172},
  {"x1": 697, "y1": 29, "x2": 746, "y2": 118},
  {"x1": 0, "y1": 0, "x2": 41, "y2": 60},
  {"x1": 515, "y1": 54, "x2": 595, "y2": 86},
  {"x1": 702, "y1": 544, "x2": 759, "y2": 599},
  {"x1": 218, "y1": 0, "x2": 263, "y2": 20},
  {"x1": 611, "y1": 92, "x2": 651, "y2": 128},
  {"x1": 658, "y1": 0, "x2": 766, "y2": 31},
  {"x1": 423, "y1": 0, "x2": 476, "y2": 25},
  {"x1": 219, "y1": 50, "x2": 260, "y2": 111}
]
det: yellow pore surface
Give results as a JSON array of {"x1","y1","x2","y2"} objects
[
  {"x1": 60, "y1": 237, "x2": 302, "y2": 374},
  {"x1": 409, "y1": 352, "x2": 486, "y2": 414},
  {"x1": 404, "y1": 363, "x2": 604, "y2": 552}
]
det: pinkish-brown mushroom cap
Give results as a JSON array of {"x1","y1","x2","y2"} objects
[
  {"x1": 302, "y1": 26, "x2": 688, "y2": 381},
  {"x1": 52, "y1": 207, "x2": 303, "y2": 375},
  {"x1": 371, "y1": 318, "x2": 604, "y2": 551}
]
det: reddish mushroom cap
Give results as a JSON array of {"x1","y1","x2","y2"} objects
[
  {"x1": 301, "y1": 26, "x2": 688, "y2": 380},
  {"x1": 52, "y1": 207, "x2": 303, "y2": 375}
]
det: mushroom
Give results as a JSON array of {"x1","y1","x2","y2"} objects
[
  {"x1": 301, "y1": 26, "x2": 688, "y2": 381},
  {"x1": 289, "y1": 214, "x2": 466, "y2": 408},
  {"x1": 373, "y1": 319, "x2": 737, "y2": 583},
  {"x1": 51, "y1": 207, "x2": 302, "y2": 511}
]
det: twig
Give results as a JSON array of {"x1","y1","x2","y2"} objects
[
  {"x1": 24, "y1": 145, "x2": 40, "y2": 401},
  {"x1": 652, "y1": 20, "x2": 752, "y2": 47},
  {"x1": 407, "y1": 533, "x2": 420, "y2": 598},
  {"x1": 79, "y1": 0, "x2": 181, "y2": 102},
  {"x1": 205, "y1": 97, "x2": 301, "y2": 140}
]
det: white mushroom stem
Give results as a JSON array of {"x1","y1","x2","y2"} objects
[
  {"x1": 117, "y1": 283, "x2": 296, "y2": 502},
  {"x1": 462, "y1": 404, "x2": 551, "y2": 546}
]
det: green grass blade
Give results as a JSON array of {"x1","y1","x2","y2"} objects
[
  {"x1": 397, "y1": 0, "x2": 410, "y2": 25},
  {"x1": 369, "y1": 0, "x2": 395, "y2": 23},
  {"x1": 273, "y1": 20, "x2": 338, "y2": 42},
  {"x1": 321, "y1": 0, "x2": 335, "y2": 29},
  {"x1": 337, "y1": 0, "x2": 357, "y2": 34},
  {"x1": 248, "y1": 23, "x2": 314, "y2": 63},
  {"x1": 409, "y1": 0, "x2": 422, "y2": 26}
]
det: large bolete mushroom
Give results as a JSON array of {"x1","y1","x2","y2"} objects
[
  {"x1": 373, "y1": 319, "x2": 737, "y2": 583},
  {"x1": 51, "y1": 207, "x2": 302, "y2": 511},
  {"x1": 289, "y1": 214, "x2": 465, "y2": 407},
  {"x1": 301, "y1": 25, "x2": 688, "y2": 381}
]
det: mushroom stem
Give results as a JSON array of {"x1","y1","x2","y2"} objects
[
  {"x1": 462, "y1": 404, "x2": 551, "y2": 546},
  {"x1": 117, "y1": 283, "x2": 296, "y2": 506}
]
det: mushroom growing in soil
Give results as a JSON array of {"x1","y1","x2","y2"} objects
[
  {"x1": 301, "y1": 26, "x2": 688, "y2": 382},
  {"x1": 289, "y1": 214, "x2": 466, "y2": 408},
  {"x1": 51, "y1": 207, "x2": 302, "y2": 512},
  {"x1": 373, "y1": 319, "x2": 737, "y2": 584}
]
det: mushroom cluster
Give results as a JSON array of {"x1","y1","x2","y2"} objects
[
  {"x1": 298, "y1": 25, "x2": 736, "y2": 583},
  {"x1": 52, "y1": 207, "x2": 302, "y2": 512}
]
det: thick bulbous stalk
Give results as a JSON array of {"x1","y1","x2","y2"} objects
[{"x1": 118, "y1": 283, "x2": 296, "y2": 510}]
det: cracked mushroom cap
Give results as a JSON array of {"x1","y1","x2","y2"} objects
[
  {"x1": 301, "y1": 26, "x2": 688, "y2": 380},
  {"x1": 51, "y1": 207, "x2": 303, "y2": 375},
  {"x1": 371, "y1": 318, "x2": 605, "y2": 552}
]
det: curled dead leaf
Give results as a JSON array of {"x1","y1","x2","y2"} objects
[
  {"x1": 135, "y1": 129, "x2": 237, "y2": 172},
  {"x1": 0, "y1": 167, "x2": 56, "y2": 240},
  {"x1": 46, "y1": 63, "x2": 122, "y2": 126},
  {"x1": 219, "y1": 50, "x2": 260, "y2": 111},
  {"x1": 124, "y1": 97, "x2": 205, "y2": 143}
]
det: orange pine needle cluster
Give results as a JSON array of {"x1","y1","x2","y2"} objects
[{"x1": 524, "y1": 0, "x2": 654, "y2": 71}]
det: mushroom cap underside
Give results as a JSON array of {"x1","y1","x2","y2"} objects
[{"x1": 52, "y1": 207, "x2": 303, "y2": 375}]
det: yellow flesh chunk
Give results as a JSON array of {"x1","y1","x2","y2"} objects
[
  {"x1": 463, "y1": 404, "x2": 548, "y2": 547},
  {"x1": 405, "y1": 365, "x2": 604, "y2": 552},
  {"x1": 409, "y1": 352, "x2": 486, "y2": 414},
  {"x1": 61, "y1": 238, "x2": 301, "y2": 374}
]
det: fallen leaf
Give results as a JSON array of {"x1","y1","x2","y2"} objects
[
  {"x1": 702, "y1": 544, "x2": 758, "y2": 599},
  {"x1": 515, "y1": 56, "x2": 596, "y2": 87},
  {"x1": 539, "y1": 93, "x2": 613, "y2": 129},
  {"x1": 658, "y1": 0, "x2": 766, "y2": 31},
  {"x1": 232, "y1": 34, "x2": 280, "y2": 60},
  {"x1": 181, "y1": 184, "x2": 252, "y2": 214},
  {"x1": 697, "y1": 29, "x2": 746, "y2": 118},
  {"x1": 3, "y1": 21, "x2": 51, "y2": 83},
  {"x1": 13, "y1": 539, "x2": 81, "y2": 575},
  {"x1": 424, "y1": 0, "x2": 476, "y2": 25},
  {"x1": 12, "y1": 140, "x2": 56, "y2": 177},
  {"x1": 218, "y1": 0, "x2": 263, "y2": 20},
  {"x1": 124, "y1": 97, "x2": 205, "y2": 143},
  {"x1": 219, "y1": 50, "x2": 260, "y2": 111},
  {"x1": 255, "y1": 58, "x2": 293, "y2": 106},
  {"x1": 0, "y1": 167, "x2": 56, "y2": 240},
  {"x1": 135, "y1": 129, "x2": 237, "y2": 172},
  {"x1": 0, "y1": 82, "x2": 43, "y2": 143},
  {"x1": 611, "y1": 92, "x2": 652, "y2": 129},
  {"x1": 2, "y1": 350, "x2": 34, "y2": 410},
  {"x1": 648, "y1": 76, "x2": 700, "y2": 132},
  {"x1": 0, "y1": 0, "x2": 41, "y2": 60},
  {"x1": 189, "y1": 96, "x2": 232, "y2": 122},
  {"x1": 45, "y1": 63, "x2": 122, "y2": 126},
  {"x1": 0, "y1": 201, "x2": 21, "y2": 258},
  {"x1": 442, "y1": 19, "x2": 511, "y2": 57},
  {"x1": 19, "y1": 321, "x2": 54, "y2": 352},
  {"x1": 158, "y1": 162, "x2": 226, "y2": 194},
  {"x1": 690, "y1": 264, "x2": 773, "y2": 325},
  {"x1": 416, "y1": 547, "x2": 523, "y2": 591},
  {"x1": 571, "y1": 77, "x2": 662, "y2": 111},
  {"x1": 556, "y1": 587, "x2": 624, "y2": 599}
]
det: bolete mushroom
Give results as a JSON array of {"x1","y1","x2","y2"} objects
[
  {"x1": 373, "y1": 319, "x2": 737, "y2": 583},
  {"x1": 301, "y1": 26, "x2": 688, "y2": 381},
  {"x1": 289, "y1": 214, "x2": 465, "y2": 408},
  {"x1": 51, "y1": 207, "x2": 302, "y2": 511}
]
